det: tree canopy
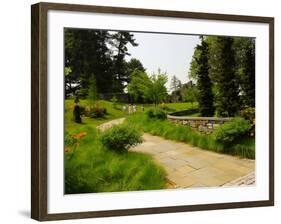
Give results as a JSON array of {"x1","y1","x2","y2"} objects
[
  {"x1": 188, "y1": 35, "x2": 255, "y2": 117},
  {"x1": 64, "y1": 29, "x2": 139, "y2": 97}
]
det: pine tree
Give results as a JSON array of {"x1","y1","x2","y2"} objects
[
  {"x1": 209, "y1": 37, "x2": 240, "y2": 117},
  {"x1": 233, "y1": 38, "x2": 255, "y2": 107},
  {"x1": 196, "y1": 37, "x2": 215, "y2": 117},
  {"x1": 88, "y1": 74, "x2": 98, "y2": 108}
]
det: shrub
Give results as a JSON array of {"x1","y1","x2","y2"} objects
[
  {"x1": 110, "y1": 96, "x2": 118, "y2": 109},
  {"x1": 214, "y1": 117, "x2": 251, "y2": 146},
  {"x1": 239, "y1": 107, "x2": 255, "y2": 135},
  {"x1": 146, "y1": 108, "x2": 167, "y2": 120},
  {"x1": 90, "y1": 107, "x2": 107, "y2": 118},
  {"x1": 100, "y1": 124, "x2": 143, "y2": 152},
  {"x1": 73, "y1": 105, "x2": 82, "y2": 123},
  {"x1": 83, "y1": 106, "x2": 107, "y2": 118},
  {"x1": 74, "y1": 95, "x2": 80, "y2": 104},
  {"x1": 240, "y1": 107, "x2": 255, "y2": 122}
]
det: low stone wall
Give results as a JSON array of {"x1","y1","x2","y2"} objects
[{"x1": 167, "y1": 115, "x2": 232, "y2": 134}]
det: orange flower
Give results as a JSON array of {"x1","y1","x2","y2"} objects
[
  {"x1": 72, "y1": 132, "x2": 87, "y2": 139},
  {"x1": 64, "y1": 147, "x2": 71, "y2": 153}
]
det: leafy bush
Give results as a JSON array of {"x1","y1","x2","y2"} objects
[
  {"x1": 214, "y1": 117, "x2": 251, "y2": 146},
  {"x1": 100, "y1": 124, "x2": 143, "y2": 153},
  {"x1": 83, "y1": 106, "x2": 107, "y2": 118},
  {"x1": 90, "y1": 107, "x2": 107, "y2": 118},
  {"x1": 110, "y1": 96, "x2": 118, "y2": 109},
  {"x1": 239, "y1": 107, "x2": 255, "y2": 135},
  {"x1": 146, "y1": 108, "x2": 167, "y2": 120},
  {"x1": 74, "y1": 95, "x2": 80, "y2": 104}
]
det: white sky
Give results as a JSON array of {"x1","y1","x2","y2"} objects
[{"x1": 126, "y1": 32, "x2": 200, "y2": 89}]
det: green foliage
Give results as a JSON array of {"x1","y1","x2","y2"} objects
[
  {"x1": 125, "y1": 58, "x2": 146, "y2": 78},
  {"x1": 100, "y1": 124, "x2": 143, "y2": 153},
  {"x1": 89, "y1": 107, "x2": 107, "y2": 118},
  {"x1": 127, "y1": 70, "x2": 151, "y2": 103},
  {"x1": 239, "y1": 107, "x2": 255, "y2": 134},
  {"x1": 188, "y1": 47, "x2": 201, "y2": 81},
  {"x1": 64, "y1": 132, "x2": 77, "y2": 147},
  {"x1": 233, "y1": 38, "x2": 255, "y2": 107},
  {"x1": 74, "y1": 95, "x2": 79, "y2": 104},
  {"x1": 240, "y1": 107, "x2": 255, "y2": 123},
  {"x1": 73, "y1": 105, "x2": 82, "y2": 123},
  {"x1": 126, "y1": 114, "x2": 255, "y2": 159},
  {"x1": 88, "y1": 74, "x2": 98, "y2": 107},
  {"x1": 189, "y1": 36, "x2": 255, "y2": 116},
  {"x1": 64, "y1": 29, "x2": 139, "y2": 96},
  {"x1": 128, "y1": 69, "x2": 168, "y2": 105},
  {"x1": 214, "y1": 117, "x2": 251, "y2": 146},
  {"x1": 170, "y1": 75, "x2": 182, "y2": 92},
  {"x1": 144, "y1": 70, "x2": 168, "y2": 105},
  {"x1": 184, "y1": 85, "x2": 198, "y2": 109},
  {"x1": 110, "y1": 96, "x2": 118, "y2": 109},
  {"x1": 208, "y1": 37, "x2": 240, "y2": 117},
  {"x1": 195, "y1": 37, "x2": 215, "y2": 116},
  {"x1": 146, "y1": 108, "x2": 167, "y2": 120}
]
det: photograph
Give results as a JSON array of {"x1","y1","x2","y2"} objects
[{"x1": 63, "y1": 28, "x2": 256, "y2": 194}]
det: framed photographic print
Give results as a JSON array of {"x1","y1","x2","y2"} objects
[{"x1": 31, "y1": 2, "x2": 274, "y2": 221}]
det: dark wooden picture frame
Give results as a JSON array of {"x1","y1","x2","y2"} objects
[{"x1": 31, "y1": 2, "x2": 274, "y2": 221}]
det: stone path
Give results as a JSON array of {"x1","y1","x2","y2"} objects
[
  {"x1": 132, "y1": 133, "x2": 255, "y2": 188},
  {"x1": 96, "y1": 118, "x2": 126, "y2": 131},
  {"x1": 222, "y1": 171, "x2": 255, "y2": 186},
  {"x1": 97, "y1": 118, "x2": 255, "y2": 188}
]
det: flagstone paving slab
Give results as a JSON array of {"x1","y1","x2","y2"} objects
[{"x1": 132, "y1": 133, "x2": 255, "y2": 188}]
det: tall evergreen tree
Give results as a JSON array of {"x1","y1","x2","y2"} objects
[
  {"x1": 88, "y1": 74, "x2": 98, "y2": 108},
  {"x1": 196, "y1": 37, "x2": 215, "y2": 117},
  {"x1": 233, "y1": 38, "x2": 255, "y2": 107},
  {"x1": 209, "y1": 37, "x2": 240, "y2": 117},
  {"x1": 64, "y1": 29, "x2": 114, "y2": 95},
  {"x1": 64, "y1": 29, "x2": 139, "y2": 96},
  {"x1": 111, "y1": 32, "x2": 138, "y2": 92}
]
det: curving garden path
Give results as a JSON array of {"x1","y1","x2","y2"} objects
[{"x1": 97, "y1": 118, "x2": 255, "y2": 189}]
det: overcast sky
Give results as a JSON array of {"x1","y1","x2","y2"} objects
[{"x1": 126, "y1": 32, "x2": 200, "y2": 90}]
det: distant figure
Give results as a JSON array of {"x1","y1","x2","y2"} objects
[
  {"x1": 128, "y1": 104, "x2": 132, "y2": 114},
  {"x1": 73, "y1": 104, "x2": 82, "y2": 123},
  {"x1": 133, "y1": 105, "x2": 137, "y2": 113},
  {"x1": 141, "y1": 104, "x2": 144, "y2": 112},
  {"x1": 122, "y1": 105, "x2": 127, "y2": 113}
]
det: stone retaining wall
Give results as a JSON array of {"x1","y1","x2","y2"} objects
[{"x1": 167, "y1": 115, "x2": 232, "y2": 134}]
